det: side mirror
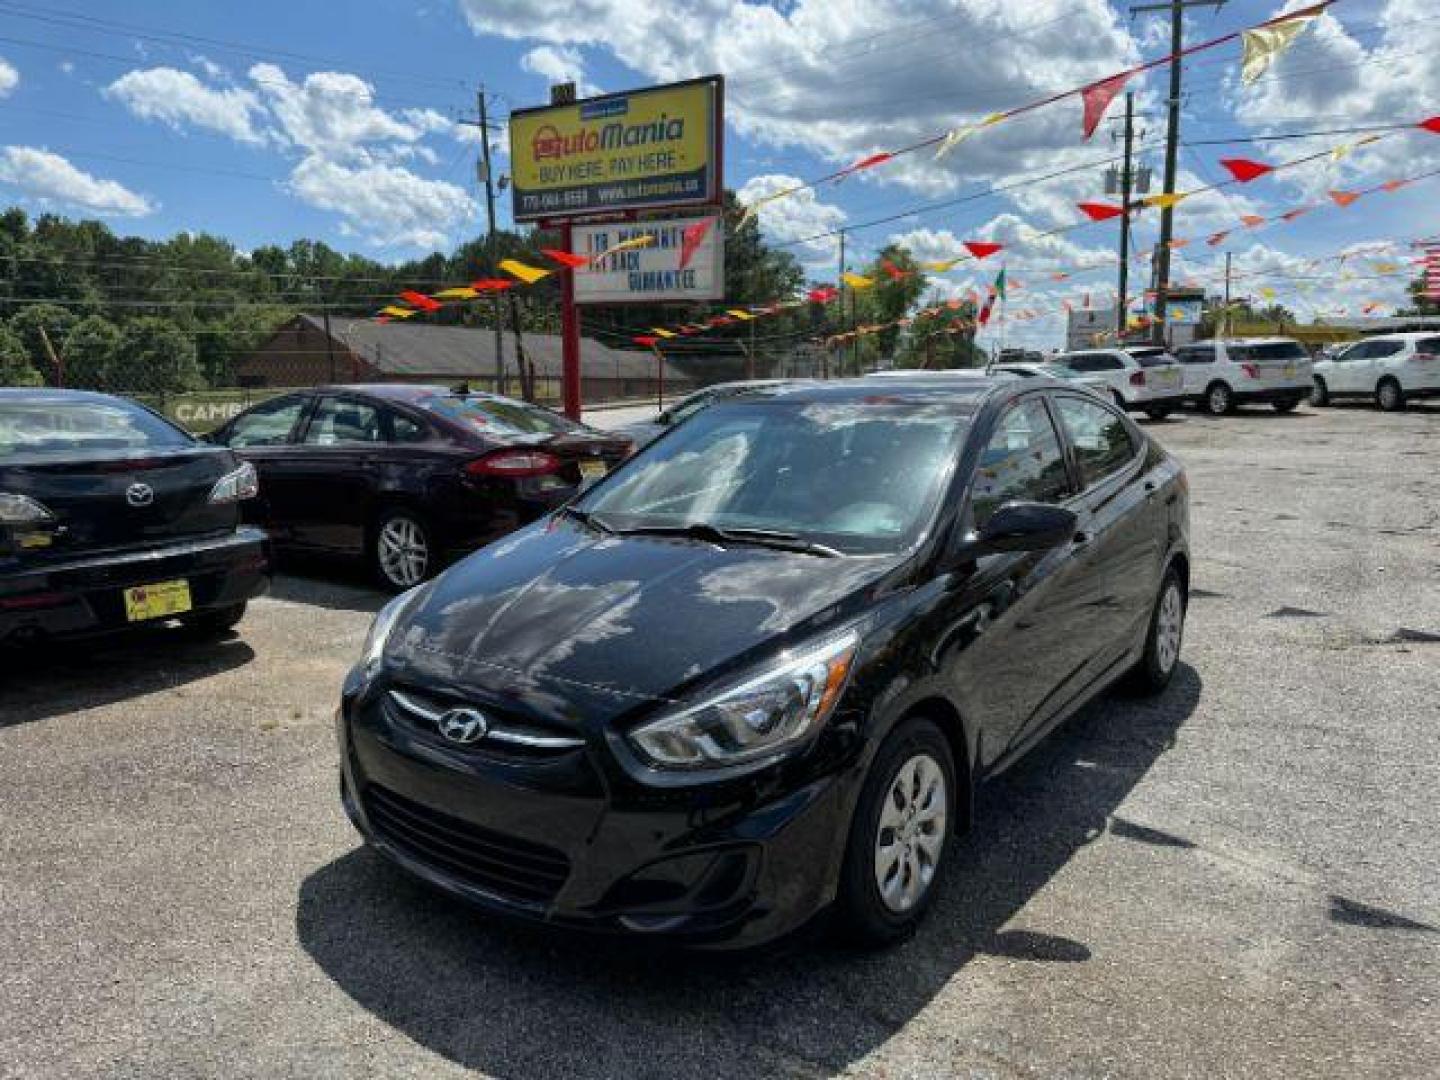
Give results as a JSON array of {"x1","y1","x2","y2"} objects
[{"x1": 975, "y1": 502, "x2": 1078, "y2": 554}]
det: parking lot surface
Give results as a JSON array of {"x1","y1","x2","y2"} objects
[{"x1": 2, "y1": 402, "x2": 1437, "y2": 1079}]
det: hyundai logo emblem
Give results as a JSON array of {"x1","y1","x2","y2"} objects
[
  {"x1": 436, "y1": 707, "x2": 489, "y2": 745},
  {"x1": 125, "y1": 482, "x2": 154, "y2": 508}
]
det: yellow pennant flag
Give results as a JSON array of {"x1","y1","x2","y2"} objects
[
  {"x1": 1260, "y1": 286, "x2": 1277, "y2": 300},
  {"x1": 726, "y1": 309, "x2": 756, "y2": 320},
  {"x1": 934, "y1": 112, "x2": 1004, "y2": 161},
  {"x1": 738, "y1": 186, "x2": 802, "y2": 226},
  {"x1": 1241, "y1": 13, "x2": 1318, "y2": 85},
  {"x1": 650, "y1": 328, "x2": 676, "y2": 339},
  {"x1": 380, "y1": 306, "x2": 415, "y2": 318},
  {"x1": 592, "y1": 235, "x2": 655, "y2": 262},
  {"x1": 842, "y1": 272, "x2": 874, "y2": 289},
  {"x1": 499, "y1": 258, "x2": 551, "y2": 284},
  {"x1": 1143, "y1": 192, "x2": 1188, "y2": 210},
  {"x1": 432, "y1": 287, "x2": 478, "y2": 300},
  {"x1": 1372, "y1": 261, "x2": 1399, "y2": 273},
  {"x1": 924, "y1": 258, "x2": 964, "y2": 272}
]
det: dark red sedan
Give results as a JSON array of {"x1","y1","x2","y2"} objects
[{"x1": 211, "y1": 386, "x2": 631, "y2": 590}]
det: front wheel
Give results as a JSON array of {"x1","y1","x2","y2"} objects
[
  {"x1": 1128, "y1": 567, "x2": 1186, "y2": 694},
  {"x1": 1310, "y1": 378, "x2": 1330, "y2": 407},
  {"x1": 1376, "y1": 378, "x2": 1405, "y2": 412},
  {"x1": 1272, "y1": 397, "x2": 1300, "y2": 413},
  {"x1": 836, "y1": 717, "x2": 955, "y2": 948},
  {"x1": 1204, "y1": 382, "x2": 1234, "y2": 416},
  {"x1": 372, "y1": 509, "x2": 432, "y2": 592}
]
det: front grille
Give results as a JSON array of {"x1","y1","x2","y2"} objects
[{"x1": 363, "y1": 784, "x2": 570, "y2": 905}]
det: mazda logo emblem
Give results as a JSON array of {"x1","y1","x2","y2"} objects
[
  {"x1": 437, "y1": 707, "x2": 489, "y2": 745},
  {"x1": 125, "y1": 482, "x2": 154, "y2": 508}
]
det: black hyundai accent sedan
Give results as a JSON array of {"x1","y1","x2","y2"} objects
[
  {"x1": 337, "y1": 377, "x2": 1189, "y2": 948},
  {"x1": 212, "y1": 386, "x2": 631, "y2": 591},
  {"x1": 0, "y1": 389, "x2": 269, "y2": 646}
]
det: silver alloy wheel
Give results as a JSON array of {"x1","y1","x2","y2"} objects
[
  {"x1": 1155, "y1": 580, "x2": 1184, "y2": 676},
  {"x1": 874, "y1": 753, "x2": 948, "y2": 914},
  {"x1": 1207, "y1": 384, "x2": 1231, "y2": 415},
  {"x1": 378, "y1": 516, "x2": 428, "y2": 588}
]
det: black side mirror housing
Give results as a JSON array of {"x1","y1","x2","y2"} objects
[{"x1": 974, "y1": 502, "x2": 1078, "y2": 554}]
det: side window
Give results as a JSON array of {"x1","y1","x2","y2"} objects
[
  {"x1": 1177, "y1": 346, "x2": 1215, "y2": 365},
  {"x1": 1055, "y1": 395, "x2": 1138, "y2": 489},
  {"x1": 302, "y1": 397, "x2": 383, "y2": 446},
  {"x1": 226, "y1": 396, "x2": 307, "y2": 447},
  {"x1": 1417, "y1": 337, "x2": 1440, "y2": 356},
  {"x1": 1066, "y1": 354, "x2": 1103, "y2": 372},
  {"x1": 1368, "y1": 341, "x2": 1405, "y2": 359},
  {"x1": 390, "y1": 412, "x2": 428, "y2": 443},
  {"x1": 969, "y1": 398, "x2": 1072, "y2": 528}
]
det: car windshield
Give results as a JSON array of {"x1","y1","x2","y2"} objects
[
  {"x1": 1231, "y1": 342, "x2": 1307, "y2": 362},
  {"x1": 578, "y1": 397, "x2": 972, "y2": 555},
  {"x1": 418, "y1": 394, "x2": 579, "y2": 437},
  {"x1": 0, "y1": 397, "x2": 193, "y2": 459}
]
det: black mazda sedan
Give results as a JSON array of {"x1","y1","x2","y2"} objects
[
  {"x1": 212, "y1": 386, "x2": 632, "y2": 590},
  {"x1": 0, "y1": 389, "x2": 269, "y2": 646},
  {"x1": 337, "y1": 377, "x2": 1189, "y2": 948}
]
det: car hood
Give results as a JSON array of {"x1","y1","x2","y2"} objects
[{"x1": 386, "y1": 516, "x2": 902, "y2": 726}]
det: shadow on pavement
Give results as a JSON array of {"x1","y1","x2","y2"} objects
[
  {"x1": 0, "y1": 626, "x2": 255, "y2": 728},
  {"x1": 266, "y1": 560, "x2": 388, "y2": 615},
  {"x1": 296, "y1": 664, "x2": 1200, "y2": 1079}
]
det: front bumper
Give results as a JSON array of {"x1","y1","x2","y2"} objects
[
  {"x1": 0, "y1": 527, "x2": 270, "y2": 643},
  {"x1": 336, "y1": 684, "x2": 857, "y2": 949}
]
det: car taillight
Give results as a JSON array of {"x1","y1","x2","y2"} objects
[
  {"x1": 1129, "y1": 370, "x2": 1146, "y2": 387},
  {"x1": 464, "y1": 450, "x2": 562, "y2": 478},
  {"x1": 1240, "y1": 363, "x2": 1260, "y2": 379},
  {"x1": 1411, "y1": 351, "x2": 1438, "y2": 362}
]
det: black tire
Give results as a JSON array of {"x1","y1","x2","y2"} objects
[
  {"x1": 1310, "y1": 378, "x2": 1330, "y2": 407},
  {"x1": 1272, "y1": 397, "x2": 1300, "y2": 413},
  {"x1": 1203, "y1": 381, "x2": 1234, "y2": 416},
  {"x1": 1376, "y1": 377, "x2": 1405, "y2": 412},
  {"x1": 835, "y1": 717, "x2": 956, "y2": 948},
  {"x1": 371, "y1": 508, "x2": 433, "y2": 592},
  {"x1": 1127, "y1": 566, "x2": 1186, "y2": 695},
  {"x1": 1144, "y1": 406, "x2": 1173, "y2": 421},
  {"x1": 181, "y1": 601, "x2": 247, "y2": 638},
  {"x1": 1111, "y1": 390, "x2": 1128, "y2": 411}
]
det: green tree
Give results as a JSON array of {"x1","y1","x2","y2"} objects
[
  {"x1": 845, "y1": 245, "x2": 928, "y2": 373},
  {"x1": 1399, "y1": 273, "x2": 1439, "y2": 316},
  {"x1": 901, "y1": 299, "x2": 984, "y2": 369},
  {"x1": 0, "y1": 324, "x2": 42, "y2": 386},
  {"x1": 6, "y1": 303, "x2": 78, "y2": 381},
  {"x1": 62, "y1": 315, "x2": 123, "y2": 390},
  {"x1": 112, "y1": 318, "x2": 203, "y2": 393}
]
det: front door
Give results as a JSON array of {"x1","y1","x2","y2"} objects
[
  {"x1": 1175, "y1": 343, "x2": 1218, "y2": 396},
  {"x1": 218, "y1": 393, "x2": 313, "y2": 541},
  {"x1": 288, "y1": 394, "x2": 385, "y2": 553}
]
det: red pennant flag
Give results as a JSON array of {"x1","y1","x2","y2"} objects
[
  {"x1": 807, "y1": 286, "x2": 838, "y2": 303},
  {"x1": 1329, "y1": 190, "x2": 1360, "y2": 207},
  {"x1": 1081, "y1": 72, "x2": 1132, "y2": 140},
  {"x1": 541, "y1": 248, "x2": 589, "y2": 269},
  {"x1": 376, "y1": 316, "x2": 392, "y2": 324},
  {"x1": 1381, "y1": 179, "x2": 1409, "y2": 193},
  {"x1": 678, "y1": 217, "x2": 716, "y2": 272},
  {"x1": 632, "y1": 335, "x2": 660, "y2": 347},
  {"x1": 1206, "y1": 231, "x2": 1231, "y2": 246},
  {"x1": 964, "y1": 241, "x2": 1003, "y2": 260},
  {"x1": 1219, "y1": 158, "x2": 1275, "y2": 183},
  {"x1": 1419, "y1": 116, "x2": 1440, "y2": 134},
  {"x1": 1077, "y1": 201, "x2": 1124, "y2": 221},
  {"x1": 470, "y1": 278, "x2": 516, "y2": 291},
  {"x1": 1281, "y1": 208, "x2": 1310, "y2": 222},
  {"x1": 880, "y1": 258, "x2": 908, "y2": 281},
  {"x1": 850, "y1": 152, "x2": 893, "y2": 173},
  {"x1": 399, "y1": 290, "x2": 442, "y2": 312},
  {"x1": 708, "y1": 316, "x2": 734, "y2": 327},
  {"x1": 1240, "y1": 214, "x2": 1266, "y2": 228}
]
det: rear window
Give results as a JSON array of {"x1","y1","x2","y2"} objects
[
  {"x1": 0, "y1": 397, "x2": 193, "y2": 458},
  {"x1": 1418, "y1": 338, "x2": 1440, "y2": 355},
  {"x1": 1127, "y1": 348, "x2": 1175, "y2": 367},
  {"x1": 1231, "y1": 342, "x2": 1307, "y2": 362},
  {"x1": 418, "y1": 395, "x2": 578, "y2": 437}
]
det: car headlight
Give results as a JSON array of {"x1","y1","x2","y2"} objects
[
  {"x1": 209, "y1": 461, "x2": 259, "y2": 504},
  {"x1": 359, "y1": 586, "x2": 424, "y2": 680},
  {"x1": 629, "y1": 631, "x2": 859, "y2": 770}
]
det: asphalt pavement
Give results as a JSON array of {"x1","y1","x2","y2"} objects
[{"x1": 2, "y1": 400, "x2": 1437, "y2": 1079}]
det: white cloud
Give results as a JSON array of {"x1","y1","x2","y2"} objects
[
  {"x1": 105, "y1": 67, "x2": 268, "y2": 145},
  {"x1": 248, "y1": 62, "x2": 428, "y2": 160},
  {"x1": 736, "y1": 173, "x2": 846, "y2": 259},
  {"x1": 0, "y1": 147, "x2": 154, "y2": 216},
  {"x1": 0, "y1": 57, "x2": 17, "y2": 98},
  {"x1": 286, "y1": 155, "x2": 475, "y2": 249},
  {"x1": 520, "y1": 45, "x2": 599, "y2": 96}
]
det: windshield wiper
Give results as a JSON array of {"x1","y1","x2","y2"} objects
[
  {"x1": 558, "y1": 505, "x2": 615, "y2": 535},
  {"x1": 608, "y1": 521, "x2": 842, "y2": 558}
]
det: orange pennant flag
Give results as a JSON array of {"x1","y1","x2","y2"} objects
[
  {"x1": 398, "y1": 290, "x2": 441, "y2": 312},
  {"x1": 1381, "y1": 179, "x2": 1409, "y2": 193},
  {"x1": 541, "y1": 248, "x2": 589, "y2": 269},
  {"x1": 1328, "y1": 190, "x2": 1361, "y2": 208},
  {"x1": 1240, "y1": 215, "x2": 1267, "y2": 228}
]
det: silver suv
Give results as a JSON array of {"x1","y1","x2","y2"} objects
[
  {"x1": 1055, "y1": 347, "x2": 1186, "y2": 420},
  {"x1": 1172, "y1": 338, "x2": 1312, "y2": 416}
]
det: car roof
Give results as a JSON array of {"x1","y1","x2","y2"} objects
[
  {"x1": 1357, "y1": 331, "x2": 1438, "y2": 342},
  {"x1": 1202, "y1": 337, "x2": 1302, "y2": 346},
  {"x1": 719, "y1": 375, "x2": 1044, "y2": 410},
  {"x1": 0, "y1": 388, "x2": 151, "y2": 407}
]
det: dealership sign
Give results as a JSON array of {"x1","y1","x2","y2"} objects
[
  {"x1": 508, "y1": 77, "x2": 722, "y2": 222},
  {"x1": 572, "y1": 216, "x2": 724, "y2": 303}
]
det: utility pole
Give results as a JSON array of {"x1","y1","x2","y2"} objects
[
  {"x1": 1116, "y1": 92, "x2": 1136, "y2": 339},
  {"x1": 473, "y1": 87, "x2": 507, "y2": 396},
  {"x1": 832, "y1": 228, "x2": 846, "y2": 381},
  {"x1": 1130, "y1": 0, "x2": 1224, "y2": 346},
  {"x1": 1223, "y1": 250, "x2": 1232, "y2": 337}
]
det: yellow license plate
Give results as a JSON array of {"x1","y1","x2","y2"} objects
[
  {"x1": 123, "y1": 579, "x2": 192, "y2": 622},
  {"x1": 579, "y1": 460, "x2": 607, "y2": 482}
]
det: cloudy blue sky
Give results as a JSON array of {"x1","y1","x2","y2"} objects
[{"x1": 0, "y1": 0, "x2": 1433, "y2": 344}]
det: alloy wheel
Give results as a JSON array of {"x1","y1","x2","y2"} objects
[
  {"x1": 1155, "y1": 580, "x2": 1184, "y2": 676},
  {"x1": 873, "y1": 753, "x2": 948, "y2": 914},
  {"x1": 378, "y1": 516, "x2": 429, "y2": 588},
  {"x1": 1207, "y1": 384, "x2": 1231, "y2": 416}
]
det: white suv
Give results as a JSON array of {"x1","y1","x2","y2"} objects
[
  {"x1": 1172, "y1": 338, "x2": 1312, "y2": 416},
  {"x1": 1055, "y1": 347, "x2": 1186, "y2": 420},
  {"x1": 1311, "y1": 333, "x2": 1440, "y2": 412}
]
